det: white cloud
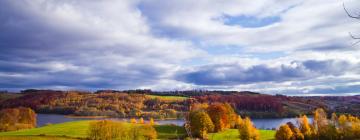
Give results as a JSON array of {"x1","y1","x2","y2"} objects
[{"x1": 1, "y1": 0, "x2": 360, "y2": 95}]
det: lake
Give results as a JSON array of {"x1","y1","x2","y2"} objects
[{"x1": 37, "y1": 114, "x2": 312, "y2": 129}]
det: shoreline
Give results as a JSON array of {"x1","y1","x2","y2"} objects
[{"x1": 64, "y1": 115, "x2": 110, "y2": 119}]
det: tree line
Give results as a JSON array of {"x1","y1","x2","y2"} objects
[
  {"x1": 1, "y1": 91, "x2": 189, "y2": 119},
  {"x1": 275, "y1": 108, "x2": 360, "y2": 140}
]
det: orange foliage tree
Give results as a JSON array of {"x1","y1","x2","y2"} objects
[{"x1": 0, "y1": 107, "x2": 36, "y2": 132}]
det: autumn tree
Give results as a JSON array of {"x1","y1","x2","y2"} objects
[
  {"x1": 88, "y1": 120, "x2": 119, "y2": 140},
  {"x1": 235, "y1": 115, "x2": 244, "y2": 129},
  {"x1": 88, "y1": 120, "x2": 157, "y2": 140},
  {"x1": 138, "y1": 124, "x2": 157, "y2": 140},
  {"x1": 139, "y1": 117, "x2": 144, "y2": 124},
  {"x1": 224, "y1": 103, "x2": 237, "y2": 128},
  {"x1": 239, "y1": 117, "x2": 260, "y2": 140},
  {"x1": 298, "y1": 115, "x2": 312, "y2": 139},
  {"x1": 190, "y1": 110, "x2": 214, "y2": 139},
  {"x1": 285, "y1": 122, "x2": 304, "y2": 140},
  {"x1": 0, "y1": 107, "x2": 36, "y2": 132},
  {"x1": 130, "y1": 118, "x2": 137, "y2": 124},
  {"x1": 276, "y1": 124, "x2": 293, "y2": 140},
  {"x1": 207, "y1": 103, "x2": 229, "y2": 132},
  {"x1": 149, "y1": 117, "x2": 155, "y2": 125}
]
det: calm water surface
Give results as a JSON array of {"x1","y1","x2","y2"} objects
[{"x1": 37, "y1": 114, "x2": 312, "y2": 129}]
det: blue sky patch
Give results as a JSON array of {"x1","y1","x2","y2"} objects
[{"x1": 221, "y1": 15, "x2": 281, "y2": 28}]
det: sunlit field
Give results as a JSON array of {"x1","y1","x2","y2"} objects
[{"x1": 0, "y1": 120, "x2": 275, "y2": 140}]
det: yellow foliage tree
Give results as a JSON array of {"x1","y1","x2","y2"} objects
[
  {"x1": 149, "y1": 117, "x2": 155, "y2": 125},
  {"x1": 298, "y1": 115, "x2": 312, "y2": 139},
  {"x1": 236, "y1": 115, "x2": 244, "y2": 129},
  {"x1": 130, "y1": 118, "x2": 137, "y2": 124},
  {"x1": 190, "y1": 110, "x2": 215, "y2": 139},
  {"x1": 88, "y1": 120, "x2": 157, "y2": 140},
  {"x1": 275, "y1": 124, "x2": 293, "y2": 140},
  {"x1": 239, "y1": 117, "x2": 260, "y2": 140},
  {"x1": 139, "y1": 117, "x2": 144, "y2": 124}
]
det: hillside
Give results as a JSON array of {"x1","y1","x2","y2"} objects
[{"x1": 0, "y1": 89, "x2": 359, "y2": 118}]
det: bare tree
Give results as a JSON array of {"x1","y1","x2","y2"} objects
[{"x1": 343, "y1": 2, "x2": 360, "y2": 45}]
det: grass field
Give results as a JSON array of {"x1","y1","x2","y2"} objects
[
  {"x1": 0, "y1": 120, "x2": 188, "y2": 140},
  {"x1": 0, "y1": 120, "x2": 90, "y2": 138},
  {"x1": 146, "y1": 95, "x2": 188, "y2": 101},
  {"x1": 0, "y1": 120, "x2": 275, "y2": 140},
  {"x1": 208, "y1": 129, "x2": 275, "y2": 140},
  {"x1": 0, "y1": 136, "x2": 76, "y2": 140}
]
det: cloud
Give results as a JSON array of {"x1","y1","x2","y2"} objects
[
  {"x1": 176, "y1": 59, "x2": 358, "y2": 85},
  {"x1": 0, "y1": 0, "x2": 202, "y2": 90},
  {"x1": 0, "y1": 0, "x2": 360, "y2": 95}
]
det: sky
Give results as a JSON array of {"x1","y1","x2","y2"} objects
[{"x1": 1, "y1": 0, "x2": 360, "y2": 96}]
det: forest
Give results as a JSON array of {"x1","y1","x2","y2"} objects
[{"x1": 0, "y1": 89, "x2": 359, "y2": 119}]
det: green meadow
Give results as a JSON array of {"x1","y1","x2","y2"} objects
[
  {"x1": 208, "y1": 129, "x2": 275, "y2": 140},
  {"x1": 0, "y1": 120, "x2": 275, "y2": 140}
]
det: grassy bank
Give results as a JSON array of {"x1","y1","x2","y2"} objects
[{"x1": 0, "y1": 120, "x2": 275, "y2": 140}]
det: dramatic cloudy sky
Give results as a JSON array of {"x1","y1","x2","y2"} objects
[{"x1": 1, "y1": 0, "x2": 360, "y2": 95}]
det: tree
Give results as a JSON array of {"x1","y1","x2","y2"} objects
[
  {"x1": 139, "y1": 124, "x2": 157, "y2": 140},
  {"x1": 149, "y1": 117, "x2": 155, "y2": 125},
  {"x1": 190, "y1": 110, "x2": 215, "y2": 139},
  {"x1": 207, "y1": 103, "x2": 229, "y2": 132},
  {"x1": 235, "y1": 115, "x2": 244, "y2": 129},
  {"x1": 298, "y1": 115, "x2": 312, "y2": 139},
  {"x1": 286, "y1": 122, "x2": 304, "y2": 140},
  {"x1": 88, "y1": 120, "x2": 157, "y2": 140},
  {"x1": 130, "y1": 118, "x2": 137, "y2": 124},
  {"x1": 313, "y1": 108, "x2": 328, "y2": 139},
  {"x1": 275, "y1": 124, "x2": 293, "y2": 140},
  {"x1": 88, "y1": 120, "x2": 119, "y2": 140},
  {"x1": 292, "y1": 128, "x2": 305, "y2": 140},
  {"x1": 0, "y1": 107, "x2": 36, "y2": 132},
  {"x1": 344, "y1": 2, "x2": 360, "y2": 45},
  {"x1": 224, "y1": 103, "x2": 237, "y2": 128},
  {"x1": 239, "y1": 117, "x2": 260, "y2": 140},
  {"x1": 139, "y1": 117, "x2": 144, "y2": 124}
]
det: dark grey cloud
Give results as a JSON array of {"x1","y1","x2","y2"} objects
[
  {"x1": 0, "y1": 0, "x2": 195, "y2": 90},
  {"x1": 176, "y1": 59, "x2": 357, "y2": 85}
]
